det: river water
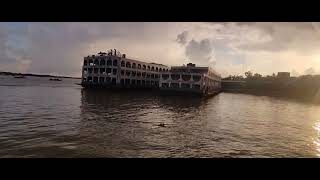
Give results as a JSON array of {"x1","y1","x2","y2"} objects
[{"x1": 0, "y1": 75, "x2": 320, "y2": 157}]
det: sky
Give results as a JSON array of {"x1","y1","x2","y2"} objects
[{"x1": 1, "y1": 22, "x2": 320, "y2": 77}]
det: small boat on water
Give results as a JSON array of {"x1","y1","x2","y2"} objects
[
  {"x1": 49, "y1": 78, "x2": 62, "y2": 81},
  {"x1": 14, "y1": 75, "x2": 26, "y2": 79}
]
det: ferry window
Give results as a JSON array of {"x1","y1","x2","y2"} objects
[
  {"x1": 126, "y1": 70, "x2": 131, "y2": 76},
  {"x1": 106, "y1": 77, "x2": 111, "y2": 82},
  {"x1": 111, "y1": 78, "x2": 116, "y2": 85},
  {"x1": 159, "y1": 68, "x2": 162, "y2": 72},
  {"x1": 132, "y1": 63, "x2": 136, "y2": 69},
  {"x1": 113, "y1": 59, "x2": 118, "y2": 66},
  {"x1": 89, "y1": 59, "x2": 93, "y2": 65},
  {"x1": 99, "y1": 77, "x2": 105, "y2": 83},
  {"x1": 171, "y1": 74, "x2": 180, "y2": 80},
  {"x1": 138, "y1": 64, "x2": 141, "y2": 69},
  {"x1": 100, "y1": 68, "x2": 105, "y2": 74},
  {"x1": 181, "y1": 83, "x2": 191, "y2": 88},
  {"x1": 151, "y1": 74, "x2": 155, "y2": 79},
  {"x1": 107, "y1": 59, "x2": 112, "y2": 66},
  {"x1": 121, "y1": 70, "x2": 125, "y2": 76},
  {"x1": 88, "y1": 68, "x2": 93, "y2": 74},
  {"x1": 146, "y1": 73, "x2": 150, "y2": 78},
  {"x1": 100, "y1": 59, "x2": 106, "y2": 66},
  {"x1": 193, "y1": 75, "x2": 201, "y2": 82},
  {"x1": 142, "y1": 72, "x2": 146, "y2": 77},
  {"x1": 151, "y1": 67, "x2": 154, "y2": 71},
  {"x1": 93, "y1": 77, "x2": 98, "y2": 83},
  {"x1": 94, "y1": 59, "x2": 99, "y2": 66},
  {"x1": 94, "y1": 68, "x2": 99, "y2": 74},
  {"x1": 84, "y1": 60, "x2": 88, "y2": 66},
  {"x1": 132, "y1": 71, "x2": 136, "y2": 77},
  {"x1": 143, "y1": 65, "x2": 146, "y2": 70},
  {"x1": 162, "y1": 74, "x2": 169, "y2": 80},
  {"x1": 106, "y1": 68, "x2": 112, "y2": 74},
  {"x1": 156, "y1": 67, "x2": 158, "y2": 72},
  {"x1": 147, "y1": 66, "x2": 150, "y2": 70},
  {"x1": 192, "y1": 84, "x2": 200, "y2": 89},
  {"x1": 161, "y1": 83, "x2": 169, "y2": 88},
  {"x1": 170, "y1": 83, "x2": 179, "y2": 88},
  {"x1": 182, "y1": 75, "x2": 191, "y2": 81},
  {"x1": 113, "y1": 69, "x2": 117, "y2": 75},
  {"x1": 137, "y1": 72, "x2": 141, "y2": 77},
  {"x1": 121, "y1": 61, "x2": 125, "y2": 67},
  {"x1": 126, "y1": 62, "x2": 131, "y2": 68},
  {"x1": 155, "y1": 74, "x2": 159, "y2": 79}
]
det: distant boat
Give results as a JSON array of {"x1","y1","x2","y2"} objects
[
  {"x1": 49, "y1": 78, "x2": 62, "y2": 81},
  {"x1": 14, "y1": 75, "x2": 26, "y2": 79}
]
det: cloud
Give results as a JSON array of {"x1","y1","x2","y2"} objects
[
  {"x1": 2, "y1": 22, "x2": 320, "y2": 77},
  {"x1": 230, "y1": 22, "x2": 320, "y2": 54},
  {"x1": 304, "y1": 67, "x2": 316, "y2": 75},
  {"x1": 176, "y1": 31, "x2": 188, "y2": 45},
  {"x1": 185, "y1": 38, "x2": 215, "y2": 66},
  {"x1": 4, "y1": 22, "x2": 177, "y2": 76}
]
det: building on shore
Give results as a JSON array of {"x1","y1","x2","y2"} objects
[
  {"x1": 81, "y1": 50, "x2": 221, "y2": 96},
  {"x1": 277, "y1": 72, "x2": 290, "y2": 79}
]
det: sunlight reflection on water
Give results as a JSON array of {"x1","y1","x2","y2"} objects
[{"x1": 314, "y1": 121, "x2": 320, "y2": 157}]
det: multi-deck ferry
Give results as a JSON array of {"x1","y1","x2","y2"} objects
[
  {"x1": 81, "y1": 49, "x2": 221, "y2": 96},
  {"x1": 159, "y1": 63, "x2": 221, "y2": 96}
]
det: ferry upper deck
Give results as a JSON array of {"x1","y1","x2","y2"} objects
[{"x1": 81, "y1": 49, "x2": 170, "y2": 88}]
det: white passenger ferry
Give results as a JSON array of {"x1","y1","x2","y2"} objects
[{"x1": 81, "y1": 49, "x2": 221, "y2": 96}]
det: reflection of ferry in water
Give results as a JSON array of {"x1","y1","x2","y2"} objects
[{"x1": 81, "y1": 49, "x2": 221, "y2": 96}]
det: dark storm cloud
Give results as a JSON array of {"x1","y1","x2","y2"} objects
[
  {"x1": 176, "y1": 31, "x2": 188, "y2": 45},
  {"x1": 185, "y1": 39, "x2": 214, "y2": 65}
]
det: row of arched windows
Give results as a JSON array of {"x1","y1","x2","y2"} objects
[
  {"x1": 84, "y1": 59, "x2": 118, "y2": 66},
  {"x1": 120, "y1": 61, "x2": 169, "y2": 72},
  {"x1": 120, "y1": 70, "x2": 160, "y2": 79},
  {"x1": 161, "y1": 74, "x2": 201, "y2": 82}
]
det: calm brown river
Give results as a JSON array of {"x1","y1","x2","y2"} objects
[{"x1": 0, "y1": 75, "x2": 319, "y2": 157}]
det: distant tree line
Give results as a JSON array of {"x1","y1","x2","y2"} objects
[
  {"x1": 223, "y1": 71, "x2": 278, "y2": 81},
  {"x1": 222, "y1": 71, "x2": 320, "y2": 103}
]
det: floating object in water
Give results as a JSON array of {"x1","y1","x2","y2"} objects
[{"x1": 158, "y1": 122, "x2": 165, "y2": 127}]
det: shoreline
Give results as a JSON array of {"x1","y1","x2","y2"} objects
[{"x1": 0, "y1": 71, "x2": 81, "y2": 79}]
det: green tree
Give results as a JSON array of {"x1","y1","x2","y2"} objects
[{"x1": 245, "y1": 71, "x2": 253, "y2": 79}]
